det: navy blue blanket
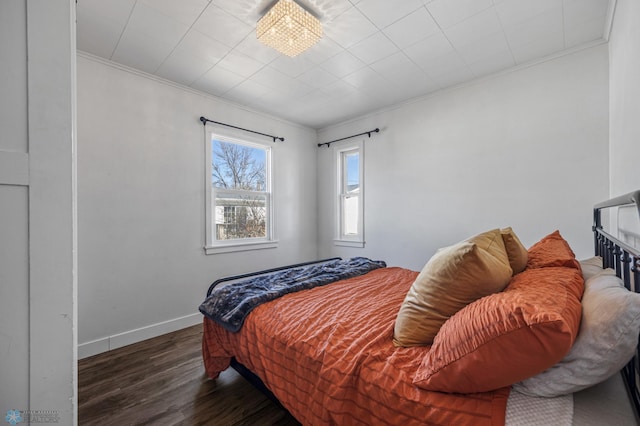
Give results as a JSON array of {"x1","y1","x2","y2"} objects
[{"x1": 199, "y1": 257, "x2": 386, "y2": 332}]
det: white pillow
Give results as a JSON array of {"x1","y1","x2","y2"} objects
[
  {"x1": 579, "y1": 256, "x2": 603, "y2": 281},
  {"x1": 514, "y1": 269, "x2": 640, "y2": 397}
]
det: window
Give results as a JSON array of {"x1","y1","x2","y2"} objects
[
  {"x1": 205, "y1": 130, "x2": 275, "y2": 254},
  {"x1": 335, "y1": 142, "x2": 364, "y2": 247}
]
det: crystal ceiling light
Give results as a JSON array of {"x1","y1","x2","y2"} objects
[{"x1": 256, "y1": 0, "x2": 322, "y2": 57}]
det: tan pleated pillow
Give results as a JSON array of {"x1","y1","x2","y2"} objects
[
  {"x1": 501, "y1": 227, "x2": 528, "y2": 274},
  {"x1": 393, "y1": 229, "x2": 513, "y2": 347}
]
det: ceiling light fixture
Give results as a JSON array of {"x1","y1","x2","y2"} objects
[{"x1": 257, "y1": 0, "x2": 322, "y2": 57}]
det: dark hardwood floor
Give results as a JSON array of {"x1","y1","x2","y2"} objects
[{"x1": 78, "y1": 324, "x2": 301, "y2": 426}]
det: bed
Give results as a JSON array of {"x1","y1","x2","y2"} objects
[{"x1": 199, "y1": 190, "x2": 640, "y2": 425}]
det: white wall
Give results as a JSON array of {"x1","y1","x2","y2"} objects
[
  {"x1": 0, "y1": 1, "x2": 29, "y2": 412},
  {"x1": 77, "y1": 55, "x2": 318, "y2": 354},
  {"x1": 0, "y1": 0, "x2": 77, "y2": 424},
  {"x1": 609, "y1": 0, "x2": 640, "y2": 196},
  {"x1": 318, "y1": 45, "x2": 609, "y2": 270}
]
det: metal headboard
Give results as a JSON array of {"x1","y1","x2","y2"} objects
[{"x1": 593, "y1": 190, "x2": 640, "y2": 420}]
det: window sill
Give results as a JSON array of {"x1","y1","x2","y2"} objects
[
  {"x1": 205, "y1": 240, "x2": 278, "y2": 255},
  {"x1": 334, "y1": 239, "x2": 365, "y2": 248}
]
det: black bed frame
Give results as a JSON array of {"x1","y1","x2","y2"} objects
[{"x1": 593, "y1": 189, "x2": 640, "y2": 420}]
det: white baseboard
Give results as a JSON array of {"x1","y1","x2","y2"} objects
[{"x1": 78, "y1": 313, "x2": 203, "y2": 359}]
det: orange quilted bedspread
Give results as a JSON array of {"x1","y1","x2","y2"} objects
[{"x1": 202, "y1": 267, "x2": 510, "y2": 425}]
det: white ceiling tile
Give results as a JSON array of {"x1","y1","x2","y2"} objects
[
  {"x1": 467, "y1": 49, "x2": 515, "y2": 78},
  {"x1": 235, "y1": 35, "x2": 281, "y2": 64},
  {"x1": 383, "y1": 7, "x2": 440, "y2": 49},
  {"x1": 216, "y1": 51, "x2": 265, "y2": 78},
  {"x1": 349, "y1": 32, "x2": 399, "y2": 65},
  {"x1": 563, "y1": 0, "x2": 608, "y2": 47},
  {"x1": 209, "y1": 0, "x2": 263, "y2": 23},
  {"x1": 403, "y1": 32, "x2": 454, "y2": 69},
  {"x1": 392, "y1": 74, "x2": 440, "y2": 99},
  {"x1": 319, "y1": 96, "x2": 367, "y2": 120},
  {"x1": 224, "y1": 79, "x2": 276, "y2": 104},
  {"x1": 295, "y1": 89, "x2": 334, "y2": 107},
  {"x1": 77, "y1": 0, "x2": 611, "y2": 129},
  {"x1": 354, "y1": 0, "x2": 423, "y2": 29},
  {"x1": 257, "y1": 83, "x2": 313, "y2": 105},
  {"x1": 320, "y1": 79, "x2": 359, "y2": 100},
  {"x1": 320, "y1": 50, "x2": 367, "y2": 78},
  {"x1": 444, "y1": 8, "x2": 502, "y2": 48},
  {"x1": 279, "y1": 92, "x2": 336, "y2": 125},
  {"x1": 495, "y1": 0, "x2": 562, "y2": 27},
  {"x1": 342, "y1": 67, "x2": 388, "y2": 90},
  {"x1": 269, "y1": 56, "x2": 316, "y2": 78},
  {"x1": 418, "y1": 50, "x2": 469, "y2": 79},
  {"x1": 323, "y1": 6, "x2": 378, "y2": 48},
  {"x1": 370, "y1": 52, "x2": 426, "y2": 84},
  {"x1": 126, "y1": 2, "x2": 190, "y2": 46},
  {"x1": 510, "y1": 31, "x2": 564, "y2": 64},
  {"x1": 429, "y1": 65, "x2": 475, "y2": 87},
  {"x1": 191, "y1": 65, "x2": 245, "y2": 95},
  {"x1": 155, "y1": 50, "x2": 214, "y2": 86},
  {"x1": 177, "y1": 30, "x2": 232, "y2": 65},
  {"x1": 76, "y1": 10, "x2": 124, "y2": 58},
  {"x1": 426, "y1": 0, "x2": 493, "y2": 29},
  {"x1": 392, "y1": 81, "x2": 439, "y2": 104},
  {"x1": 193, "y1": 5, "x2": 253, "y2": 48},
  {"x1": 565, "y1": 16, "x2": 606, "y2": 48},
  {"x1": 347, "y1": 93, "x2": 390, "y2": 113},
  {"x1": 137, "y1": 0, "x2": 210, "y2": 27},
  {"x1": 248, "y1": 66, "x2": 291, "y2": 89},
  {"x1": 301, "y1": 37, "x2": 344, "y2": 64},
  {"x1": 455, "y1": 31, "x2": 511, "y2": 65},
  {"x1": 311, "y1": 0, "x2": 355, "y2": 23},
  {"x1": 305, "y1": 107, "x2": 347, "y2": 129},
  {"x1": 296, "y1": 67, "x2": 339, "y2": 89},
  {"x1": 77, "y1": 0, "x2": 136, "y2": 26},
  {"x1": 275, "y1": 102, "x2": 315, "y2": 125},
  {"x1": 275, "y1": 80, "x2": 315, "y2": 99},
  {"x1": 111, "y1": 27, "x2": 175, "y2": 74},
  {"x1": 563, "y1": 0, "x2": 609, "y2": 28},
  {"x1": 503, "y1": 8, "x2": 563, "y2": 48}
]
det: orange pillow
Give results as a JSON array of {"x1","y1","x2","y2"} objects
[
  {"x1": 413, "y1": 267, "x2": 584, "y2": 393},
  {"x1": 393, "y1": 229, "x2": 512, "y2": 347},
  {"x1": 501, "y1": 227, "x2": 528, "y2": 274},
  {"x1": 527, "y1": 230, "x2": 580, "y2": 270}
]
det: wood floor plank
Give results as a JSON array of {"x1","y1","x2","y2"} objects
[{"x1": 78, "y1": 324, "x2": 301, "y2": 426}]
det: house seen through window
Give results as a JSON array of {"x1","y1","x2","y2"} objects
[{"x1": 207, "y1": 134, "x2": 272, "y2": 248}]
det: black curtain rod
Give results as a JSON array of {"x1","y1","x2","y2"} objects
[
  {"x1": 317, "y1": 128, "x2": 379, "y2": 148},
  {"x1": 200, "y1": 116, "x2": 284, "y2": 143}
]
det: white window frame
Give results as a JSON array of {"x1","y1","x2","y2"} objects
[
  {"x1": 204, "y1": 127, "x2": 277, "y2": 255},
  {"x1": 334, "y1": 141, "x2": 364, "y2": 248}
]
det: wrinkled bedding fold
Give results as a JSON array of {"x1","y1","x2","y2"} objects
[
  {"x1": 199, "y1": 257, "x2": 386, "y2": 332},
  {"x1": 202, "y1": 267, "x2": 510, "y2": 425}
]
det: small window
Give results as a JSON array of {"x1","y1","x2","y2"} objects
[
  {"x1": 335, "y1": 142, "x2": 364, "y2": 247},
  {"x1": 205, "y1": 130, "x2": 275, "y2": 254}
]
